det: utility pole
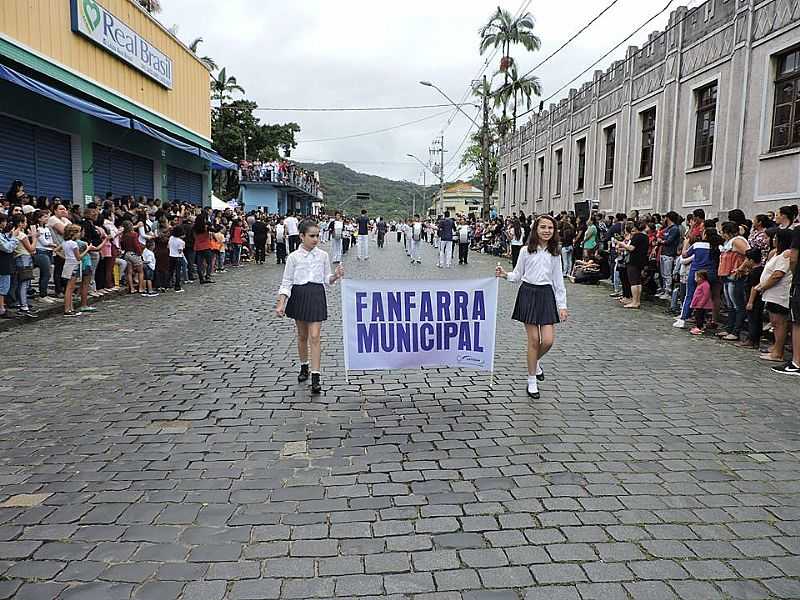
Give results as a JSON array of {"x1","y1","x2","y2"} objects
[
  {"x1": 481, "y1": 74, "x2": 491, "y2": 219},
  {"x1": 430, "y1": 136, "x2": 445, "y2": 216}
]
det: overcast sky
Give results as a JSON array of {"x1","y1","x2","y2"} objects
[{"x1": 157, "y1": 0, "x2": 680, "y2": 183}]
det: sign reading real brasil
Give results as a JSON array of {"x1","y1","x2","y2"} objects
[
  {"x1": 71, "y1": 0, "x2": 174, "y2": 89},
  {"x1": 341, "y1": 278, "x2": 498, "y2": 372}
]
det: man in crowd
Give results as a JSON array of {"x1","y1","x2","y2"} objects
[
  {"x1": 285, "y1": 212, "x2": 300, "y2": 253},
  {"x1": 437, "y1": 211, "x2": 455, "y2": 269},
  {"x1": 657, "y1": 211, "x2": 681, "y2": 300}
]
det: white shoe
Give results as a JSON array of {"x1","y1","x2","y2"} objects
[{"x1": 672, "y1": 319, "x2": 686, "y2": 329}]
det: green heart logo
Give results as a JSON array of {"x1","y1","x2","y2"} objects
[{"x1": 82, "y1": 0, "x2": 101, "y2": 32}]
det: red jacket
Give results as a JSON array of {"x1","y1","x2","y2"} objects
[{"x1": 690, "y1": 280, "x2": 713, "y2": 310}]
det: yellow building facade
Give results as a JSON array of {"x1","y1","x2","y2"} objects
[{"x1": 0, "y1": 0, "x2": 231, "y2": 204}]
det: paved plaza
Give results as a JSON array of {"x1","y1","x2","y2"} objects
[{"x1": 1, "y1": 237, "x2": 799, "y2": 600}]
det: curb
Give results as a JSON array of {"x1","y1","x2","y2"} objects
[{"x1": 0, "y1": 286, "x2": 125, "y2": 331}]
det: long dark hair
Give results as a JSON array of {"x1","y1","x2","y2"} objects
[{"x1": 527, "y1": 214, "x2": 560, "y2": 256}]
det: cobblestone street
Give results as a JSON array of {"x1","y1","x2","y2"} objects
[{"x1": 1, "y1": 236, "x2": 799, "y2": 600}]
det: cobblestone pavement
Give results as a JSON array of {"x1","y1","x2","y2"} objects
[{"x1": 1, "y1": 236, "x2": 799, "y2": 600}]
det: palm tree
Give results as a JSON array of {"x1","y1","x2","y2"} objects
[
  {"x1": 211, "y1": 67, "x2": 245, "y2": 105},
  {"x1": 188, "y1": 37, "x2": 218, "y2": 72},
  {"x1": 492, "y1": 64, "x2": 542, "y2": 132},
  {"x1": 479, "y1": 6, "x2": 540, "y2": 120},
  {"x1": 138, "y1": 0, "x2": 161, "y2": 13}
]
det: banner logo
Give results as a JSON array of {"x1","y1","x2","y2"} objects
[{"x1": 81, "y1": 0, "x2": 101, "y2": 32}]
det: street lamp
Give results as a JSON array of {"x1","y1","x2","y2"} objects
[
  {"x1": 419, "y1": 81, "x2": 480, "y2": 128},
  {"x1": 420, "y1": 79, "x2": 490, "y2": 219}
]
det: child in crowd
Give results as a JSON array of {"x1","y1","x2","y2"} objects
[
  {"x1": 168, "y1": 227, "x2": 186, "y2": 293},
  {"x1": 741, "y1": 248, "x2": 765, "y2": 349},
  {"x1": 276, "y1": 219, "x2": 345, "y2": 394},
  {"x1": 62, "y1": 224, "x2": 98, "y2": 317},
  {"x1": 141, "y1": 240, "x2": 158, "y2": 297},
  {"x1": 689, "y1": 270, "x2": 713, "y2": 335}
]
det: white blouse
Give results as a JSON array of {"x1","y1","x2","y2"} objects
[
  {"x1": 507, "y1": 246, "x2": 568, "y2": 309},
  {"x1": 278, "y1": 246, "x2": 337, "y2": 298}
]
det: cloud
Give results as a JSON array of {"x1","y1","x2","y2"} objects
[{"x1": 158, "y1": 0, "x2": 674, "y2": 181}]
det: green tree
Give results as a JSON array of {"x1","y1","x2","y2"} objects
[
  {"x1": 479, "y1": 6, "x2": 540, "y2": 121},
  {"x1": 211, "y1": 67, "x2": 245, "y2": 105},
  {"x1": 211, "y1": 100, "x2": 300, "y2": 198},
  {"x1": 492, "y1": 64, "x2": 541, "y2": 132},
  {"x1": 188, "y1": 37, "x2": 218, "y2": 72}
]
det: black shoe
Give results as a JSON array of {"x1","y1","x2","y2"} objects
[
  {"x1": 527, "y1": 389, "x2": 540, "y2": 399},
  {"x1": 298, "y1": 364, "x2": 309, "y2": 382},
  {"x1": 311, "y1": 373, "x2": 322, "y2": 394},
  {"x1": 536, "y1": 366, "x2": 545, "y2": 381}
]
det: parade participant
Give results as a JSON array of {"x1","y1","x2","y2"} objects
[
  {"x1": 357, "y1": 209, "x2": 370, "y2": 260},
  {"x1": 410, "y1": 215, "x2": 423, "y2": 264},
  {"x1": 285, "y1": 212, "x2": 300, "y2": 253},
  {"x1": 457, "y1": 217, "x2": 472, "y2": 265},
  {"x1": 276, "y1": 220, "x2": 345, "y2": 394},
  {"x1": 275, "y1": 217, "x2": 287, "y2": 265},
  {"x1": 403, "y1": 218, "x2": 412, "y2": 257},
  {"x1": 329, "y1": 211, "x2": 344, "y2": 263},
  {"x1": 495, "y1": 214, "x2": 568, "y2": 399},
  {"x1": 437, "y1": 211, "x2": 455, "y2": 268},
  {"x1": 376, "y1": 217, "x2": 387, "y2": 248}
]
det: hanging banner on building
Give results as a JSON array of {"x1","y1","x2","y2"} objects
[
  {"x1": 341, "y1": 278, "x2": 498, "y2": 372},
  {"x1": 70, "y1": 0, "x2": 174, "y2": 89}
]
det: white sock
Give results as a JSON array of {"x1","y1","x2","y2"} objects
[
  {"x1": 301, "y1": 361, "x2": 309, "y2": 367},
  {"x1": 535, "y1": 362, "x2": 543, "y2": 376},
  {"x1": 527, "y1": 376, "x2": 538, "y2": 393}
]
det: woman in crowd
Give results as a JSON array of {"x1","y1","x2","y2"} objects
[
  {"x1": 495, "y1": 215, "x2": 568, "y2": 400},
  {"x1": 193, "y1": 217, "x2": 214, "y2": 284},
  {"x1": 229, "y1": 218, "x2": 244, "y2": 267},
  {"x1": 120, "y1": 220, "x2": 145, "y2": 295},
  {"x1": 674, "y1": 227, "x2": 720, "y2": 329},
  {"x1": 276, "y1": 219, "x2": 345, "y2": 394},
  {"x1": 748, "y1": 214, "x2": 771, "y2": 264},
  {"x1": 718, "y1": 222, "x2": 750, "y2": 341},
  {"x1": 583, "y1": 214, "x2": 599, "y2": 260},
  {"x1": 12, "y1": 214, "x2": 37, "y2": 317},
  {"x1": 560, "y1": 218, "x2": 575, "y2": 277},
  {"x1": 615, "y1": 221, "x2": 649, "y2": 309},
  {"x1": 756, "y1": 229, "x2": 794, "y2": 362},
  {"x1": 509, "y1": 218, "x2": 525, "y2": 269}
]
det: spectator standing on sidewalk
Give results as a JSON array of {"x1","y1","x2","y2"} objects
[
  {"x1": 0, "y1": 214, "x2": 20, "y2": 319},
  {"x1": 12, "y1": 214, "x2": 37, "y2": 318},
  {"x1": 33, "y1": 210, "x2": 55, "y2": 298},
  {"x1": 773, "y1": 226, "x2": 800, "y2": 375},
  {"x1": 657, "y1": 212, "x2": 681, "y2": 300},
  {"x1": 757, "y1": 229, "x2": 793, "y2": 363},
  {"x1": 718, "y1": 222, "x2": 750, "y2": 341},
  {"x1": 47, "y1": 203, "x2": 71, "y2": 297}
]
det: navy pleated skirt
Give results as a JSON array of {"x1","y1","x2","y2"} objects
[
  {"x1": 285, "y1": 283, "x2": 328, "y2": 322},
  {"x1": 512, "y1": 283, "x2": 560, "y2": 325}
]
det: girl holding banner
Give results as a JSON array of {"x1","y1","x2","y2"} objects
[
  {"x1": 496, "y1": 214, "x2": 568, "y2": 399},
  {"x1": 276, "y1": 220, "x2": 345, "y2": 394}
]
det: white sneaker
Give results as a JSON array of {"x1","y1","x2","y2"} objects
[{"x1": 672, "y1": 319, "x2": 686, "y2": 329}]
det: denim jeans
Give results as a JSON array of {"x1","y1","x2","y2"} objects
[
  {"x1": 230, "y1": 243, "x2": 241, "y2": 266},
  {"x1": 561, "y1": 245, "x2": 573, "y2": 276},
  {"x1": 184, "y1": 248, "x2": 197, "y2": 280},
  {"x1": 195, "y1": 249, "x2": 213, "y2": 280},
  {"x1": 33, "y1": 250, "x2": 52, "y2": 297},
  {"x1": 659, "y1": 255, "x2": 675, "y2": 294},
  {"x1": 724, "y1": 276, "x2": 747, "y2": 335},
  {"x1": 15, "y1": 255, "x2": 33, "y2": 310}
]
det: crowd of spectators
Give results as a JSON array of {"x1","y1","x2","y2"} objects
[
  {"x1": 239, "y1": 160, "x2": 320, "y2": 197},
  {"x1": 0, "y1": 179, "x2": 284, "y2": 319}
]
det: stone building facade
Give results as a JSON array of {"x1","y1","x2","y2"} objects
[{"x1": 497, "y1": 0, "x2": 800, "y2": 220}]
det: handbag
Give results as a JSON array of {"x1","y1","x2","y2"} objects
[{"x1": 18, "y1": 266, "x2": 34, "y2": 281}]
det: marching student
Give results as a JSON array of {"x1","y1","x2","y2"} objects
[
  {"x1": 437, "y1": 211, "x2": 455, "y2": 268},
  {"x1": 276, "y1": 219, "x2": 345, "y2": 394},
  {"x1": 410, "y1": 215, "x2": 423, "y2": 264},
  {"x1": 329, "y1": 211, "x2": 344, "y2": 263},
  {"x1": 275, "y1": 217, "x2": 287, "y2": 265},
  {"x1": 356, "y1": 209, "x2": 370, "y2": 260},
  {"x1": 495, "y1": 214, "x2": 568, "y2": 399},
  {"x1": 457, "y1": 217, "x2": 472, "y2": 265}
]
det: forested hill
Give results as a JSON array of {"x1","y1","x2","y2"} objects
[{"x1": 299, "y1": 162, "x2": 441, "y2": 218}]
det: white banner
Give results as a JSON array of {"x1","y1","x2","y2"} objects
[{"x1": 341, "y1": 278, "x2": 498, "y2": 372}]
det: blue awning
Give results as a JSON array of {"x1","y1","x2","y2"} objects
[
  {"x1": 0, "y1": 63, "x2": 131, "y2": 128},
  {"x1": 198, "y1": 148, "x2": 237, "y2": 170},
  {"x1": 1, "y1": 62, "x2": 238, "y2": 171},
  {"x1": 132, "y1": 119, "x2": 198, "y2": 154}
]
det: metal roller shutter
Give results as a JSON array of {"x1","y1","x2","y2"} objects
[
  {"x1": 167, "y1": 165, "x2": 203, "y2": 205},
  {"x1": 93, "y1": 144, "x2": 153, "y2": 199},
  {"x1": 35, "y1": 127, "x2": 72, "y2": 199},
  {"x1": 0, "y1": 115, "x2": 71, "y2": 200}
]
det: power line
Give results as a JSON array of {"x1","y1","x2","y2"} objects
[
  {"x1": 515, "y1": 0, "x2": 682, "y2": 121},
  {"x1": 250, "y1": 103, "x2": 478, "y2": 112},
  {"x1": 296, "y1": 109, "x2": 452, "y2": 143},
  {"x1": 520, "y1": 0, "x2": 624, "y2": 79}
]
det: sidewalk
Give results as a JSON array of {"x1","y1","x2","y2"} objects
[{"x1": 0, "y1": 286, "x2": 125, "y2": 330}]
